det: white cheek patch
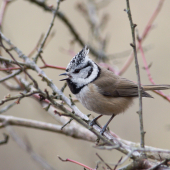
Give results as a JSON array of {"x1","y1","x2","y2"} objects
[{"x1": 74, "y1": 61, "x2": 99, "y2": 88}]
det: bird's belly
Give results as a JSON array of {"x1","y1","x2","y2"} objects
[{"x1": 76, "y1": 85, "x2": 134, "y2": 115}]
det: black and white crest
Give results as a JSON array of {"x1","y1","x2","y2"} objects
[{"x1": 66, "y1": 46, "x2": 89, "y2": 72}]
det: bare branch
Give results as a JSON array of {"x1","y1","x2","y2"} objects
[
  {"x1": 33, "y1": 0, "x2": 62, "y2": 63},
  {"x1": 0, "y1": 69, "x2": 22, "y2": 82},
  {"x1": 118, "y1": 0, "x2": 165, "y2": 76},
  {"x1": 6, "y1": 126, "x2": 56, "y2": 170},
  {"x1": 126, "y1": 0, "x2": 145, "y2": 149},
  {"x1": 26, "y1": 0, "x2": 108, "y2": 59}
]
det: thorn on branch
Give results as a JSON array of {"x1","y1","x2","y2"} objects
[
  {"x1": 87, "y1": 114, "x2": 91, "y2": 117},
  {"x1": 61, "y1": 82, "x2": 67, "y2": 92},
  {"x1": 130, "y1": 43, "x2": 135, "y2": 48},
  {"x1": 39, "y1": 94, "x2": 46, "y2": 101},
  {"x1": 69, "y1": 94, "x2": 75, "y2": 106},
  {"x1": 61, "y1": 118, "x2": 73, "y2": 130},
  {"x1": 44, "y1": 89, "x2": 50, "y2": 99},
  {"x1": 133, "y1": 24, "x2": 137, "y2": 28},
  {"x1": 52, "y1": 91, "x2": 56, "y2": 96},
  {"x1": 54, "y1": 110, "x2": 71, "y2": 117},
  {"x1": 43, "y1": 103, "x2": 51, "y2": 111},
  {"x1": 15, "y1": 98, "x2": 21, "y2": 104},
  {"x1": 0, "y1": 133, "x2": 9, "y2": 145},
  {"x1": 54, "y1": 110, "x2": 61, "y2": 116}
]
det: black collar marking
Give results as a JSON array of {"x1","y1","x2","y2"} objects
[{"x1": 67, "y1": 79, "x2": 85, "y2": 94}]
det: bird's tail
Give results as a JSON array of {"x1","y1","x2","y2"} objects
[{"x1": 142, "y1": 84, "x2": 170, "y2": 91}]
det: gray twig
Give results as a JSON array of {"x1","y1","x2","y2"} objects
[
  {"x1": 0, "y1": 70, "x2": 22, "y2": 82},
  {"x1": 26, "y1": 0, "x2": 108, "y2": 59},
  {"x1": 61, "y1": 118, "x2": 73, "y2": 130},
  {"x1": 6, "y1": 126, "x2": 56, "y2": 170},
  {"x1": 126, "y1": 0, "x2": 145, "y2": 149},
  {"x1": 33, "y1": 0, "x2": 62, "y2": 63},
  {"x1": 0, "y1": 90, "x2": 40, "y2": 106},
  {"x1": 0, "y1": 101, "x2": 16, "y2": 114}
]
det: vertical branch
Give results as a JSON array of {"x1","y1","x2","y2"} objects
[{"x1": 126, "y1": 1, "x2": 145, "y2": 149}]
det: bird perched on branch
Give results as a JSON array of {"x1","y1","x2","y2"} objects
[{"x1": 60, "y1": 46, "x2": 170, "y2": 135}]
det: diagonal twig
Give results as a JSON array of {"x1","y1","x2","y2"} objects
[{"x1": 33, "y1": 0, "x2": 62, "y2": 63}]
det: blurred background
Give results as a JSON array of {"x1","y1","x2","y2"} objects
[{"x1": 0, "y1": 0, "x2": 170, "y2": 169}]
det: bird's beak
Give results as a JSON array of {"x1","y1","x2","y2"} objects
[{"x1": 59, "y1": 72, "x2": 69, "y2": 81}]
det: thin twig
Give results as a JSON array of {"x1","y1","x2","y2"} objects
[
  {"x1": 0, "y1": 55, "x2": 66, "y2": 71},
  {"x1": 26, "y1": 0, "x2": 108, "y2": 59},
  {"x1": 0, "y1": 90, "x2": 40, "y2": 106},
  {"x1": 61, "y1": 118, "x2": 73, "y2": 130},
  {"x1": 148, "y1": 159, "x2": 169, "y2": 170},
  {"x1": 118, "y1": 0, "x2": 165, "y2": 76},
  {"x1": 126, "y1": 0, "x2": 145, "y2": 149},
  {"x1": 137, "y1": 38, "x2": 170, "y2": 102},
  {"x1": 0, "y1": 101, "x2": 16, "y2": 113},
  {"x1": 27, "y1": 34, "x2": 44, "y2": 58},
  {"x1": 33, "y1": 0, "x2": 62, "y2": 63},
  {"x1": 58, "y1": 156, "x2": 95, "y2": 170},
  {"x1": 0, "y1": 69, "x2": 22, "y2": 82},
  {"x1": 96, "y1": 153, "x2": 112, "y2": 170},
  {"x1": 6, "y1": 126, "x2": 56, "y2": 170},
  {"x1": 0, "y1": 0, "x2": 11, "y2": 27},
  {"x1": 0, "y1": 35, "x2": 39, "y2": 88}
]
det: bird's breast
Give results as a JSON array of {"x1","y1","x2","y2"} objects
[{"x1": 76, "y1": 84, "x2": 134, "y2": 115}]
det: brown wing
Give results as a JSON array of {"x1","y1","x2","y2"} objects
[{"x1": 93, "y1": 67, "x2": 152, "y2": 98}]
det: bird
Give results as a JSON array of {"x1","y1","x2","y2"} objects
[{"x1": 60, "y1": 46, "x2": 170, "y2": 135}]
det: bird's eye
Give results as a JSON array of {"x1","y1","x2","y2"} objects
[{"x1": 74, "y1": 69, "x2": 80, "y2": 73}]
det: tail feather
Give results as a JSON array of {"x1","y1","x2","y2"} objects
[{"x1": 142, "y1": 84, "x2": 170, "y2": 91}]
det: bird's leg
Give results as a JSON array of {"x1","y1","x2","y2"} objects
[
  {"x1": 89, "y1": 115, "x2": 103, "y2": 126},
  {"x1": 100, "y1": 114, "x2": 115, "y2": 135}
]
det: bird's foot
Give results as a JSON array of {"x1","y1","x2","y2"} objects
[
  {"x1": 100, "y1": 125, "x2": 107, "y2": 135},
  {"x1": 89, "y1": 115, "x2": 103, "y2": 126},
  {"x1": 89, "y1": 118, "x2": 97, "y2": 126}
]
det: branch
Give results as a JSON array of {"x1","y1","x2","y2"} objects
[
  {"x1": 26, "y1": 0, "x2": 108, "y2": 59},
  {"x1": 0, "y1": 55, "x2": 66, "y2": 71},
  {"x1": 0, "y1": 101, "x2": 16, "y2": 113},
  {"x1": 126, "y1": 0, "x2": 145, "y2": 149},
  {"x1": 0, "y1": 114, "x2": 96, "y2": 141},
  {"x1": 0, "y1": 90, "x2": 40, "y2": 106},
  {"x1": 0, "y1": 69, "x2": 22, "y2": 82},
  {"x1": 58, "y1": 156, "x2": 95, "y2": 170},
  {"x1": 33, "y1": 0, "x2": 62, "y2": 63},
  {"x1": 6, "y1": 126, "x2": 56, "y2": 170},
  {"x1": 0, "y1": 36, "x2": 39, "y2": 88},
  {"x1": 118, "y1": 0, "x2": 165, "y2": 76},
  {"x1": 137, "y1": 38, "x2": 170, "y2": 102}
]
